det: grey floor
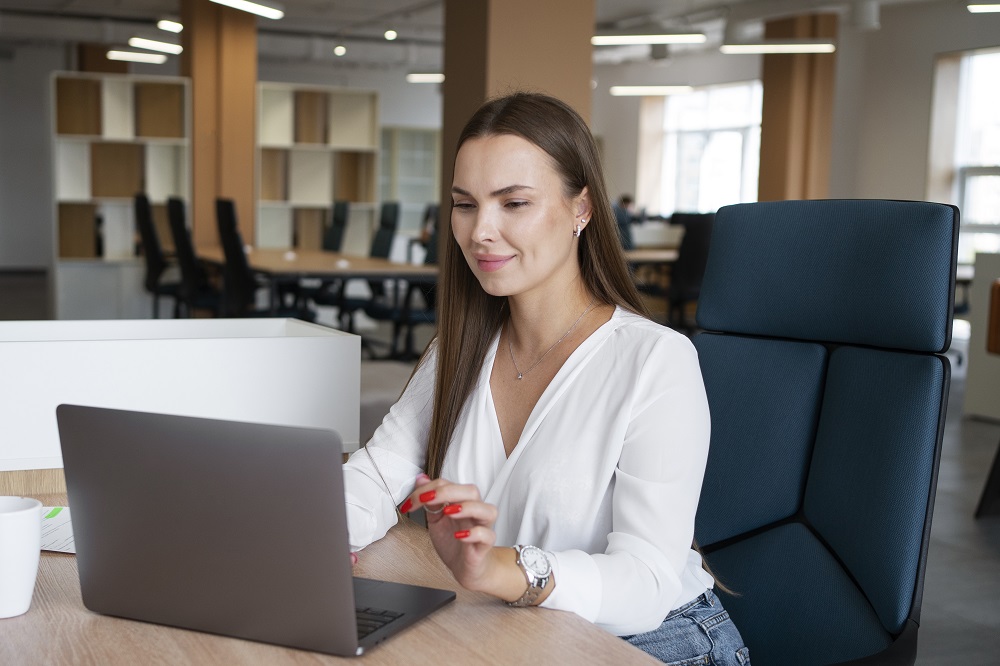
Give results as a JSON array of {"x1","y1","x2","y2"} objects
[{"x1": 2, "y1": 271, "x2": 998, "y2": 664}]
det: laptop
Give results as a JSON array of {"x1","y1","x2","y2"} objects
[{"x1": 56, "y1": 404, "x2": 455, "y2": 657}]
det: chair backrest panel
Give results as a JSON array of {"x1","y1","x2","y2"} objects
[
  {"x1": 667, "y1": 212, "x2": 714, "y2": 301},
  {"x1": 708, "y1": 522, "x2": 893, "y2": 665},
  {"x1": 215, "y1": 198, "x2": 255, "y2": 315},
  {"x1": 694, "y1": 333, "x2": 827, "y2": 546},
  {"x1": 134, "y1": 193, "x2": 167, "y2": 291},
  {"x1": 323, "y1": 201, "x2": 348, "y2": 252},
  {"x1": 693, "y1": 199, "x2": 957, "y2": 665},
  {"x1": 698, "y1": 200, "x2": 958, "y2": 353},
  {"x1": 167, "y1": 198, "x2": 204, "y2": 302},
  {"x1": 804, "y1": 347, "x2": 948, "y2": 635}
]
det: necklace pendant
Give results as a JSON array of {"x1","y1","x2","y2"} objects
[{"x1": 516, "y1": 373, "x2": 523, "y2": 380}]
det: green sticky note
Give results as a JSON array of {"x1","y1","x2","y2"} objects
[{"x1": 44, "y1": 507, "x2": 64, "y2": 519}]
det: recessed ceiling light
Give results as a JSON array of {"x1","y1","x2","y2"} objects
[
  {"x1": 107, "y1": 50, "x2": 168, "y2": 64},
  {"x1": 384, "y1": 29, "x2": 398, "y2": 41},
  {"x1": 333, "y1": 45, "x2": 347, "y2": 56}
]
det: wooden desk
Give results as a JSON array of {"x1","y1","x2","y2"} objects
[
  {"x1": 624, "y1": 248, "x2": 679, "y2": 265},
  {"x1": 199, "y1": 247, "x2": 438, "y2": 281},
  {"x1": 3, "y1": 494, "x2": 655, "y2": 665}
]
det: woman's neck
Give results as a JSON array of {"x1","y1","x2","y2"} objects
[{"x1": 505, "y1": 279, "x2": 594, "y2": 355}]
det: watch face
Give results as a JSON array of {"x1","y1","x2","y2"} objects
[{"x1": 521, "y1": 546, "x2": 551, "y2": 576}]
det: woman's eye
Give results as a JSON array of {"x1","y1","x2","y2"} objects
[
  {"x1": 452, "y1": 201, "x2": 475, "y2": 210},
  {"x1": 505, "y1": 200, "x2": 529, "y2": 209}
]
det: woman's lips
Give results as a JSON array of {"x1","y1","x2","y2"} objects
[{"x1": 475, "y1": 254, "x2": 513, "y2": 272}]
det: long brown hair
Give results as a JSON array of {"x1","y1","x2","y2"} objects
[{"x1": 424, "y1": 92, "x2": 648, "y2": 477}]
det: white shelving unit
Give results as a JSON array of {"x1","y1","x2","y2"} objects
[
  {"x1": 51, "y1": 72, "x2": 191, "y2": 319},
  {"x1": 256, "y1": 82, "x2": 379, "y2": 254}
]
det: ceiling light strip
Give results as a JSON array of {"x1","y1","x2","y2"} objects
[
  {"x1": 592, "y1": 34, "x2": 706, "y2": 46},
  {"x1": 609, "y1": 85, "x2": 693, "y2": 96},
  {"x1": 107, "y1": 50, "x2": 168, "y2": 64},
  {"x1": 208, "y1": 0, "x2": 284, "y2": 20},
  {"x1": 128, "y1": 37, "x2": 183, "y2": 55},
  {"x1": 967, "y1": 4, "x2": 1000, "y2": 11},
  {"x1": 721, "y1": 43, "x2": 836, "y2": 54},
  {"x1": 406, "y1": 73, "x2": 444, "y2": 83}
]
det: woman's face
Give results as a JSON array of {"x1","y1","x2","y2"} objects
[{"x1": 451, "y1": 134, "x2": 589, "y2": 301}]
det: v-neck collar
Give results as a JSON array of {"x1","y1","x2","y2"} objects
[{"x1": 481, "y1": 306, "x2": 626, "y2": 494}]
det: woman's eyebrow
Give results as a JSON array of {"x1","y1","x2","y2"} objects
[{"x1": 450, "y1": 185, "x2": 534, "y2": 197}]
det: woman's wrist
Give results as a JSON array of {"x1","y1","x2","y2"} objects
[{"x1": 475, "y1": 546, "x2": 555, "y2": 606}]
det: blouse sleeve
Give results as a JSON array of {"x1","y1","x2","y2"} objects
[
  {"x1": 342, "y1": 345, "x2": 437, "y2": 551},
  {"x1": 540, "y1": 333, "x2": 712, "y2": 635}
]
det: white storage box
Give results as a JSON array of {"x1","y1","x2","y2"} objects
[{"x1": 0, "y1": 318, "x2": 360, "y2": 471}]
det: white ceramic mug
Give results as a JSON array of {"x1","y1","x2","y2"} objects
[{"x1": 0, "y1": 496, "x2": 43, "y2": 619}]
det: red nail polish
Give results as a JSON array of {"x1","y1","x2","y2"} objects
[
  {"x1": 418, "y1": 490, "x2": 436, "y2": 503},
  {"x1": 454, "y1": 530, "x2": 470, "y2": 539},
  {"x1": 443, "y1": 504, "x2": 462, "y2": 515},
  {"x1": 400, "y1": 499, "x2": 413, "y2": 514}
]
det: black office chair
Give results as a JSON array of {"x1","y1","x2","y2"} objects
[
  {"x1": 665, "y1": 212, "x2": 714, "y2": 333},
  {"x1": 692, "y1": 200, "x2": 958, "y2": 665},
  {"x1": 323, "y1": 201, "x2": 349, "y2": 253},
  {"x1": 166, "y1": 198, "x2": 222, "y2": 317},
  {"x1": 134, "y1": 193, "x2": 180, "y2": 318},
  {"x1": 363, "y1": 226, "x2": 438, "y2": 360},
  {"x1": 215, "y1": 198, "x2": 313, "y2": 320},
  {"x1": 313, "y1": 201, "x2": 400, "y2": 333}
]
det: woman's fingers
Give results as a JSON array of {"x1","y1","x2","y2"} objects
[
  {"x1": 452, "y1": 524, "x2": 496, "y2": 548},
  {"x1": 400, "y1": 478, "x2": 482, "y2": 515}
]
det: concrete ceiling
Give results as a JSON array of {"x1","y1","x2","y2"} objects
[{"x1": 0, "y1": 0, "x2": 930, "y2": 68}]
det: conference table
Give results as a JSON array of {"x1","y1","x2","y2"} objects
[{"x1": 3, "y1": 493, "x2": 656, "y2": 665}]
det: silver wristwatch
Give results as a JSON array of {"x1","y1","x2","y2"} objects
[{"x1": 507, "y1": 545, "x2": 553, "y2": 607}]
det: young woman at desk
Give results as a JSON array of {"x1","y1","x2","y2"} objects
[{"x1": 343, "y1": 92, "x2": 750, "y2": 665}]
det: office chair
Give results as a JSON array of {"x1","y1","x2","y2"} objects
[
  {"x1": 636, "y1": 212, "x2": 714, "y2": 334},
  {"x1": 134, "y1": 193, "x2": 180, "y2": 318},
  {"x1": 692, "y1": 200, "x2": 958, "y2": 665},
  {"x1": 323, "y1": 201, "x2": 349, "y2": 253},
  {"x1": 313, "y1": 200, "x2": 400, "y2": 334},
  {"x1": 165, "y1": 198, "x2": 222, "y2": 317},
  {"x1": 362, "y1": 226, "x2": 438, "y2": 360},
  {"x1": 215, "y1": 198, "x2": 314, "y2": 320}
]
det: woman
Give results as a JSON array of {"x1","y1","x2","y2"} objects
[{"x1": 343, "y1": 92, "x2": 749, "y2": 665}]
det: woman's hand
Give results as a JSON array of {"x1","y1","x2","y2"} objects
[{"x1": 401, "y1": 473, "x2": 501, "y2": 593}]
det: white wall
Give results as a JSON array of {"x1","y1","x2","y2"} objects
[
  {"x1": 829, "y1": 2, "x2": 1000, "y2": 200},
  {"x1": 0, "y1": 44, "x2": 65, "y2": 270},
  {"x1": 258, "y1": 61, "x2": 442, "y2": 129},
  {"x1": 591, "y1": 52, "x2": 761, "y2": 202}
]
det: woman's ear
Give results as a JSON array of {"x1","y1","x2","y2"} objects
[{"x1": 576, "y1": 187, "x2": 593, "y2": 226}]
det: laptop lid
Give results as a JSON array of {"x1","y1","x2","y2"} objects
[{"x1": 56, "y1": 404, "x2": 454, "y2": 657}]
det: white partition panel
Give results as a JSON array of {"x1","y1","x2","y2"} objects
[
  {"x1": 259, "y1": 87, "x2": 294, "y2": 146},
  {"x1": 0, "y1": 319, "x2": 361, "y2": 470},
  {"x1": 288, "y1": 149, "x2": 333, "y2": 206},
  {"x1": 97, "y1": 201, "x2": 134, "y2": 260},
  {"x1": 101, "y1": 78, "x2": 134, "y2": 139},
  {"x1": 55, "y1": 141, "x2": 91, "y2": 201}
]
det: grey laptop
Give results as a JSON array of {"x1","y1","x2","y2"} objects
[{"x1": 56, "y1": 404, "x2": 455, "y2": 657}]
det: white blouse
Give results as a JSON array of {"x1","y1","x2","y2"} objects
[{"x1": 343, "y1": 307, "x2": 714, "y2": 636}]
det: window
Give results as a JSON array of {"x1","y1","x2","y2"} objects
[
  {"x1": 638, "y1": 81, "x2": 762, "y2": 217},
  {"x1": 955, "y1": 48, "x2": 1000, "y2": 261},
  {"x1": 380, "y1": 127, "x2": 440, "y2": 234}
]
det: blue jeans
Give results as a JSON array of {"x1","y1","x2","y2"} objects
[{"x1": 622, "y1": 590, "x2": 751, "y2": 665}]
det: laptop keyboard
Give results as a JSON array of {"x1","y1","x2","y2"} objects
[{"x1": 356, "y1": 607, "x2": 404, "y2": 640}]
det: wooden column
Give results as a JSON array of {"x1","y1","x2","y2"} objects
[
  {"x1": 757, "y1": 14, "x2": 838, "y2": 202},
  {"x1": 440, "y1": 0, "x2": 595, "y2": 230},
  {"x1": 181, "y1": 0, "x2": 258, "y2": 248}
]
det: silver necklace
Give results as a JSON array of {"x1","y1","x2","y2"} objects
[{"x1": 507, "y1": 298, "x2": 596, "y2": 380}]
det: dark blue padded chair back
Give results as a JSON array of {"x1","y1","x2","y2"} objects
[
  {"x1": 693, "y1": 200, "x2": 958, "y2": 665},
  {"x1": 668, "y1": 212, "x2": 714, "y2": 302},
  {"x1": 323, "y1": 201, "x2": 349, "y2": 252}
]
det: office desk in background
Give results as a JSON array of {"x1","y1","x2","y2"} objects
[
  {"x1": 199, "y1": 247, "x2": 438, "y2": 282},
  {"x1": 2, "y1": 494, "x2": 655, "y2": 665}
]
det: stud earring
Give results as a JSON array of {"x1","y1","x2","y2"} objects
[{"x1": 574, "y1": 220, "x2": 585, "y2": 238}]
